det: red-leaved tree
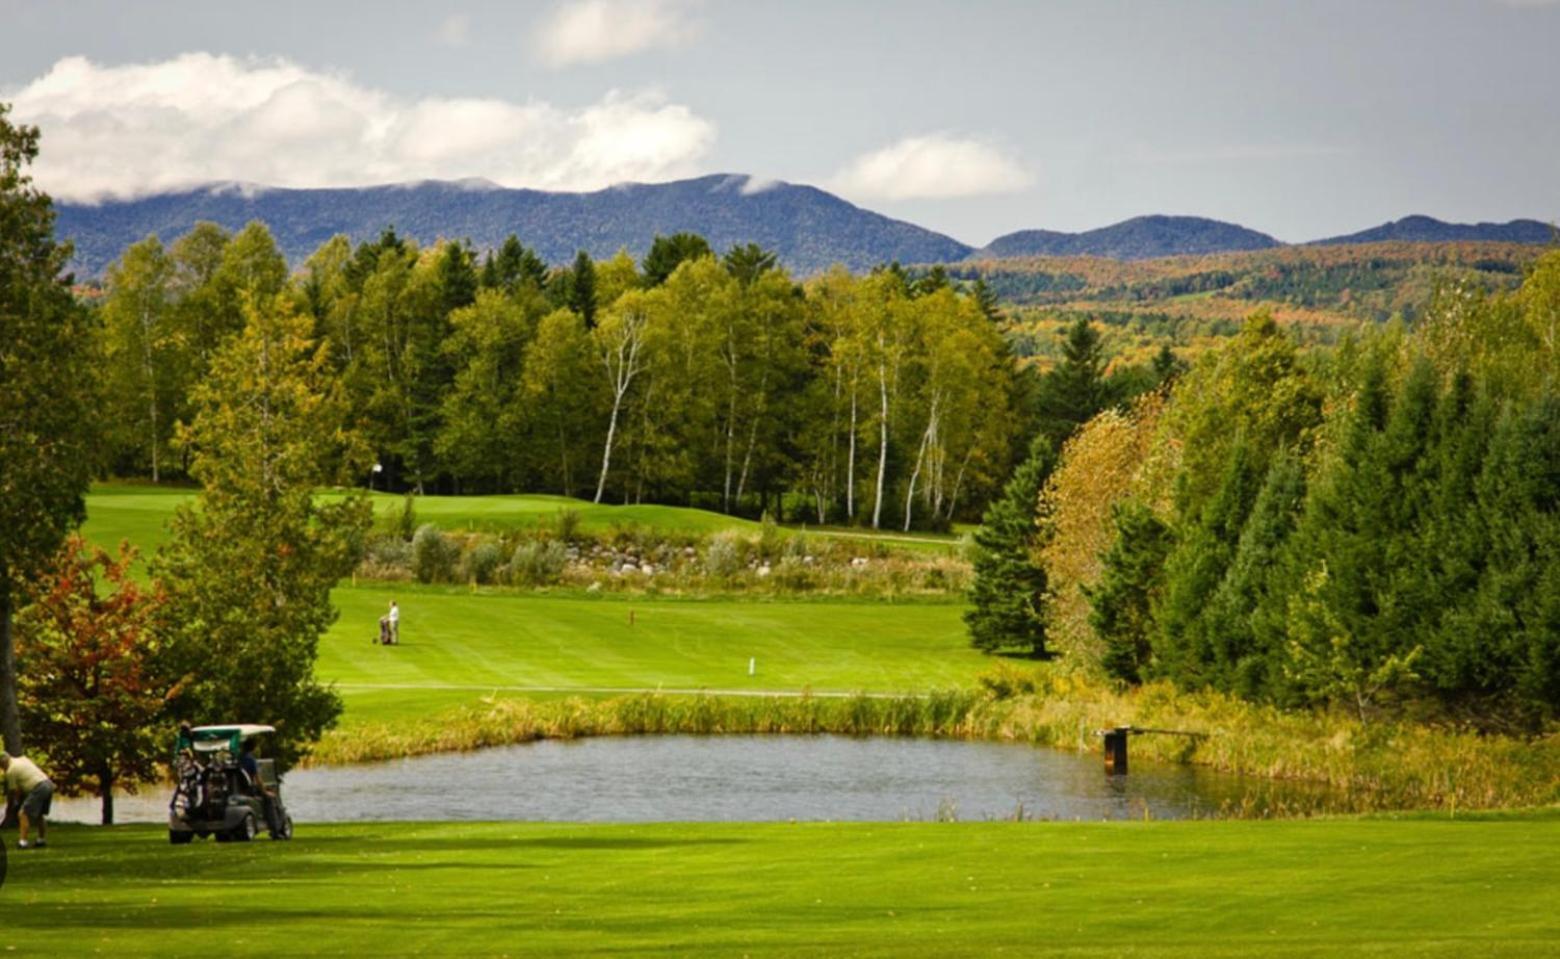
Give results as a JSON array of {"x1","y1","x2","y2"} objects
[{"x1": 16, "y1": 535, "x2": 172, "y2": 824}]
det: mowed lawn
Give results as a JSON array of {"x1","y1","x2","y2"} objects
[
  {"x1": 78, "y1": 487, "x2": 984, "y2": 723},
  {"x1": 81, "y1": 483, "x2": 966, "y2": 566},
  {"x1": 5, "y1": 815, "x2": 1557, "y2": 957},
  {"x1": 81, "y1": 484, "x2": 760, "y2": 559},
  {"x1": 324, "y1": 585, "x2": 982, "y2": 724}
]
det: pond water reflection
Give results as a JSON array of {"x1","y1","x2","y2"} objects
[{"x1": 54, "y1": 734, "x2": 1324, "y2": 824}]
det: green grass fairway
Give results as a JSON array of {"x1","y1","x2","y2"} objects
[
  {"x1": 81, "y1": 484, "x2": 760, "y2": 560},
  {"x1": 6, "y1": 816, "x2": 1557, "y2": 956},
  {"x1": 81, "y1": 484, "x2": 964, "y2": 564},
  {"x1": 324, "y1": 585, "x2": 982, "y2": 723}
]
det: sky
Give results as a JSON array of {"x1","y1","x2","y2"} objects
[{"x1": 1, "y1": 0, "x2": 1557, "y2": 246}]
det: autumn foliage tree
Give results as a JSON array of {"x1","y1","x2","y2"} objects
[{"x1": 16, "y1": 536, "x2": 169, "y2": 825}]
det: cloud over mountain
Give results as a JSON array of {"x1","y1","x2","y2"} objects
[{"x1": 7, "y1": 53, "x2": 716, "y2": 202}]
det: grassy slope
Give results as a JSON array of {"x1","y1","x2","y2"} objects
[
  {"x1": 6, "y1": 816, "x2": 1557, "y2": 957},
  {"x1": 83, "y1": 484, "x2": 761, "y2": 553},
  {"x1": 79, "y1": 487, "x2": 984, "y2": 724},
  {"x1": 82, "y1": 484, "x2": 963, "y2": 562},
  {"x1": 325, "y1": 584, "x2": 983, "y2": 724}
]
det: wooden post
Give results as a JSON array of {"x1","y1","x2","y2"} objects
[{"x1": 1103, "y1": 726, "x2": 1130, "y2": 775}]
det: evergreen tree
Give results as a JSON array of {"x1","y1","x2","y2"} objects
[
  {"x1": 1155, "y1": 438, "x2": 1266, "y2": 687},
  {"x1": 1034, "y1": 318, "x2": 1109, "y2": 447},
  {"x1": 722, "y1": 243, "x2": 778, "y2": 288},
  {"x1": 965, "y1": 438, "x2": 1056, "y2": 655},
  {"x1": 569, "y1": 250, "x2": 597, "y2": 327},
  {"x1": 1087, "y1": 501, "x2": 1174, "y2": 684},
  {"x1": 642, "y1": 232, "x2": 712, "y2": 287},
  {"x1": 1199, "y1": 451, "x2": 1308, "y2": 701},
  {"x1": 482, "y1": 235, "x2": 547, "y2": 294}
]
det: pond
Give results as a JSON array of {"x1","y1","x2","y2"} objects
[{"x1": 52, "y1": 735, "x2": 1319, "y2": 824}]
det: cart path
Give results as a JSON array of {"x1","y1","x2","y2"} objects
[{"x1": 336, "y1": 682, "x2": 926, "y2": 699}]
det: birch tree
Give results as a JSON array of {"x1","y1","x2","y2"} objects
[
  {"x1": 102, "y1": 236, "x2": 178, "y2": 481},
  {"x1": 593, "y1": 291, "x2": 652, "y2": 503}
]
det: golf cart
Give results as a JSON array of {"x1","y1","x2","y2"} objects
[{"x1": 168, "y1": 724, "x2": 293, "y2": 844}]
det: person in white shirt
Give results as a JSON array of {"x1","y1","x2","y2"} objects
[
  {"x1": 388, "y1": 600, "x2": 400, "y2": 644},
  {"x1": 1, "y1": 752, "x2": 54, "y2": 849}
]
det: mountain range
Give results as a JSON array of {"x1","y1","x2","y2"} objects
[
  {"x1": 51, "y1": 175, "x2": 1556, "y2": 278},
  {"x1": 1311, "y1": 214, "x2": 1556, "y2": 247},
  {"x1": 53, "y1": 175, "x2": 969, "y2": 278}
]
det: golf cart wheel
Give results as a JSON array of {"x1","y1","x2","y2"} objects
[
  {"x1": 235, "y1": 814, "x2": 258, "y2": 843},
  {"x1": 271, "y1": 815, "x2": 293, "y2": 841},
  {"x1": 169, "y1": 830, "x2": 194, "y2": 845}
]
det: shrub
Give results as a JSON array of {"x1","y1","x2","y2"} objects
[
  {"x1": 554, "y1": 508, "x2": 582, "y2": 542},
  {"x1": 411, "y1": 524, "x2": 458, "y2": 583},
  {"x1": 757, "y1": 512, "x2": 785, "y2": 560},
  {"x1": 703, "y1": 530, "x2": 746, "y2": 578},
  {"x1": 394, "y1": 492, "x2": 418, "y2": 541},
  {"x1": 363, "y1": 533, "x2": 414, "y2": 576},
  {"x1": 461, "y1": 539, "x2": 505, "y2": 585},
  {"x1": 773, "y1": 556, "x2": 816, "y2": 591},
  {"x1": 511, "y1": 540, "x2": 568, "y2": 586}
]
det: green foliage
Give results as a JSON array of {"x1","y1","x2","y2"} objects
[
  {"x1": 460, "y1": 539, "x2": 505, "y2": 585},
  {"x1": 411, "y1": 524, "x2": 459, "y2": 584},
  {"x1": 1033, "y1": 318, "x2": 1109, "y2": 446},
  {"x1": 702, "y1": 531, "x2": 746, "y2": 579},
  {"x1": 722, "y1": 242, "x2": 778, "y2": 287},
  {"x1": 153, "y1": 292, "x2": 371, "y2": 770},
  {"x1": 1087, "y1": 502, "x2": 1173, "y2": 683},
  {"x1": 0, "y1": 103, "x2": 99, "y2": 753},
  {"x1": 964, "y1": 438, "x2": 1055, "y2": 655},
  {"x1": 642, "y1": 232, "x2": 712, "y2": 287},
  {"x1": 394, "y1": 492, "x2": 418, "y2": 541},
  {"x1": 1032, "y1": 256, "x2": 1560, "y2": 730},
  {"x1": 508, "y1": 540, "x2": 568, "y2": 587}
]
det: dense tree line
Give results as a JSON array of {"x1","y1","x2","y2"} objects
[
  {"x1": 987, "y1": 257, "x2": 1560, "y2": 731},
  {"x1": 96, "y1": 222, "x2": 1048, "y2": 529},
  {"x1": 2, "y1": 107, "x2": 368, "y2": 819}
]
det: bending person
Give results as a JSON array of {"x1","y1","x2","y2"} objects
[{"x1": 1, "y1": 752, "x2": 55, "y2": 849}]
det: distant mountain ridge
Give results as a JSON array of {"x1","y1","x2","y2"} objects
[
  {"x1": 53, "y1": 176, "x2": 1557, "y2": 278},
  {"x1": 1312, "y1": 215, "x2": 1556, "y2": 247},
  {"x1": 53, "y1": 174, "x2": 974, "y2": 277},
  {"x1": 975, "y1": 215, "x2": 1282, "y2": 261}
]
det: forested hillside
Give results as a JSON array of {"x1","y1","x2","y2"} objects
[
  {"x1": 1315, "y1": 214, "x2": 1556, "y2": 246},
  {"x1": 977, "y1": 215, "x2": 1280, "y2": 260},
  {"x1": 54, "y1": 175, "x2": 973, "y2": 278},
  {"x1": 947, "y1": 241, "x2": 1550, "y2": 372}
]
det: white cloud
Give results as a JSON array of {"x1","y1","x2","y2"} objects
[
  {"x1": 535, "y1": 0, "x2": 698, "y2": 68},
  {"x1": 6, "y1": 53, "x2": 717, "y2": 202},
  {"x1": 829, "y1": 134, "x2": 1033, "y2": 201},
  {"x1": 436, "y1": 14, "x2": 471, "y2": 47}
]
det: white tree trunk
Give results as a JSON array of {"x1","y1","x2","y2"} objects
[
  {"x1": 846, "y1": 388, "x2": 858, "y2": 520},
  {"x1": 903, "y1": 398, "x2": 938, "y2": 533},
  {"x1": 872, "y1": 359, "x2": 889, "y2": 530}
]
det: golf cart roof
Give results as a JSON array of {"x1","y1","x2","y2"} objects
[{"x1": 185, "y1": 725, "x2": 276, "y2": 753}]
